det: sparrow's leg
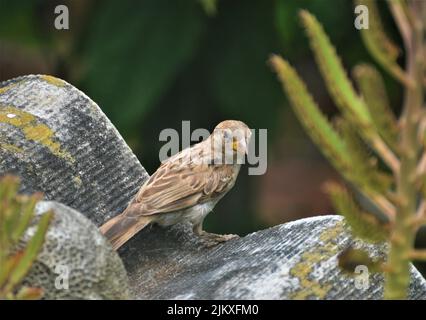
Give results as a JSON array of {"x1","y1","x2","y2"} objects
[{"x1": 192, "y1": 221, "x2": 239, "y2": 247}]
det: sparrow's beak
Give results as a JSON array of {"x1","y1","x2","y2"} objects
[
  {"x1": 231, "y1": 128, "x2": 251, "y2": 154},
  {"x1": 232, "y1": 138, "x2": 247, "y2": 154},
  {"x1": 232, "y1": 140, "x2": 239, "y2": 152}
]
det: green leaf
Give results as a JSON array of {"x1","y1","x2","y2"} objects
[
  {"x1": 353, "y1": 64, "x2": 398, "y2": 150},
  {"x1": 0, "y1": 175, "x2": 20, "y2": 263},
  {"x1": 0, "y1": 251, "x2": 23, "y2": 288},
  {"x1": 6, "y1": 210, "x2": 53, "y2": 292},
  {"x1": 325, "y1": 182, "x2": 389, "y2": 243},
  {"x1": 0, "y1": 176, "x2": 51, "y2": 299},
  {"x1": 0, "y1": 175, "x2": 20, "y2": 205},
  {"x1": 354, "y1": 0, "x2": 410, "y2": 86},
  {"x1": 14, "y1": 286, "x2": 43, "y2": 300},
  {"x1": 11, "y1": 193, "x2": 42, "y2": 243},
  {"x1": 299, "y1": 10, "x2": 372, "y2": 129}
]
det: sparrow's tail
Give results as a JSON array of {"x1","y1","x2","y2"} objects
[{"x1": 100, "y1": 209, "x2": 152, "y2": 250}]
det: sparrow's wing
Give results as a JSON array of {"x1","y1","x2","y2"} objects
[{"x1": 125, "y1": 147, "x2": 236, "y2": 217}]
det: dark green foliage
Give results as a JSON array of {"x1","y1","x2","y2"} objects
[{"x1": 82, "y1": 0, "x2": 206, "y2": 134}]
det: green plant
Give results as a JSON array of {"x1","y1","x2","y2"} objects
[
  {"x1": 270, "y1": 0, "x2": 425, "y2": 299},
  {"x1": 0, "y1": 175, "x2": 53, "y2": 300}
]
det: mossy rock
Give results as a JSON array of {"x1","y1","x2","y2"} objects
[{"x1": 0, "y1": 75, "x2": 149, "y2": 226}]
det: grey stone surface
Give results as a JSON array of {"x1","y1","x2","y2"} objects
[
  {"x1": 121, "y1": 215, "x2": 426, "y2": 300},
  {"x1": 0, "y1": 75, "x2": 149, "y2": 226},
  {"x1": 1, "y1": 74, "x2": 426, "y2": 299},
  {"x1": 19, "y1": 201, "x2": 131, "y2": 299}
]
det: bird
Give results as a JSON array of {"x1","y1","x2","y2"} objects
[{"x1": 100, "y1": 120, "x2": 252, "y2": 250}]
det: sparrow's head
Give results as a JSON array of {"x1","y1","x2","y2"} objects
[{"x1": 212, "y1": 120, "x2": 252, "y2": 157}]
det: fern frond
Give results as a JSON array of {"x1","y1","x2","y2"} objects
[
  {"x1": 353, "y1": 64, "x2": 398, "y2": 150},
  {"x1": 354, "y1": 0, "x2": 411, "y2": 87},
  {"x1": 271, "y1": 55, "x2": 395, "y2": 219},
  {"x1": 299, "y1": 10, "x2": 371, "y2": 128},
  {"x1": 269, "y1": 55, "x2": 349, "y2": 169},
  {"x1": 335, "y1": 118, "x2": 393, "y2": 194},
  {"x1": 299, "y1": 10, "x2": 399, "y2": 173}
]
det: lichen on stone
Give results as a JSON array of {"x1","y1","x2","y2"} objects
[
  {"x1": 290, "y1": 251, "x2": 333, "y2": 299},
  {"x1": 41, "y1": 75, "x2": 66, "y2": 87},
  {"x1": 289, "y1": 221, "x2": 344, "y2": 299},
  {"x1": 0, "y1": 105, "x2": 74, "y2": 163},
  {"x1": 0, "y1": 81, "x2": 21, "y2": 95},
  {"x1": 73, "y1": 175, "x2": 82, "y2": 187},
  {"x1": 0, "y1": 141, "x2": 23, "y2": 153}
]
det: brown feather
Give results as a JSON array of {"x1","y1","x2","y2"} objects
[
  {"x1": 126, "y1": 142, "x2": 238, "y2": 217},
  {"x1": 100, "y1": 206, "x2": 153, "y2": 250}
]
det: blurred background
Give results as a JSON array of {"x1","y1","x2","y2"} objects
[{"x1": 0, "y1": 0, "x2": 403, "y2": 236}]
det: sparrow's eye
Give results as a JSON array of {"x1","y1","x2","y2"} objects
[{"x1": 223, "y1": 129, "x2": 232, "y2": 140}]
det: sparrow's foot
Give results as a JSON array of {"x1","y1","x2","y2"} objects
[{"x1": 197, "y1": 231, "x2": 239, "y2": 248}]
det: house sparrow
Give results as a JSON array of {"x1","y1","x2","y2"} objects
[{"x1": 100, "y1": 120, "x2": 252, "y2": 250}]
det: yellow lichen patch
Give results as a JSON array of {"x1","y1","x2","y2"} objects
[
  {"x1": 0, "y1": 142, "x2": 23, "y2": 153},
  {"x1": 41, "y1": 75, "x2": 66, "y2": 87},
  {"x1": 0, "y1": 105, "x2": 74, "y2": 163},
  {"x1": 319, "y1": 220, "x2": 344, "y2": 243},
  {"x1": 289, "y1": 220, "x2": 344, "y2": 299},
  {"x1": 73, "y1": 175, "x2": 82, "y2": 187},
  {"x1": 290, "y1": 251, "x2": 333, "y2": 299},
  {"x1": 24, "y1": 124, "x2": 56, "y2": 141},
  {"x1": 0, "y1": 82, "x2": 20, "y2": 95},
  {"x1": 0, "y1": 106, "x2": 34, "y2": 126}
]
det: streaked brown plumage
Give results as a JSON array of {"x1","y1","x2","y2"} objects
[{"x1": 100, "y1": 120, "x2": 252, "y2": 250}]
